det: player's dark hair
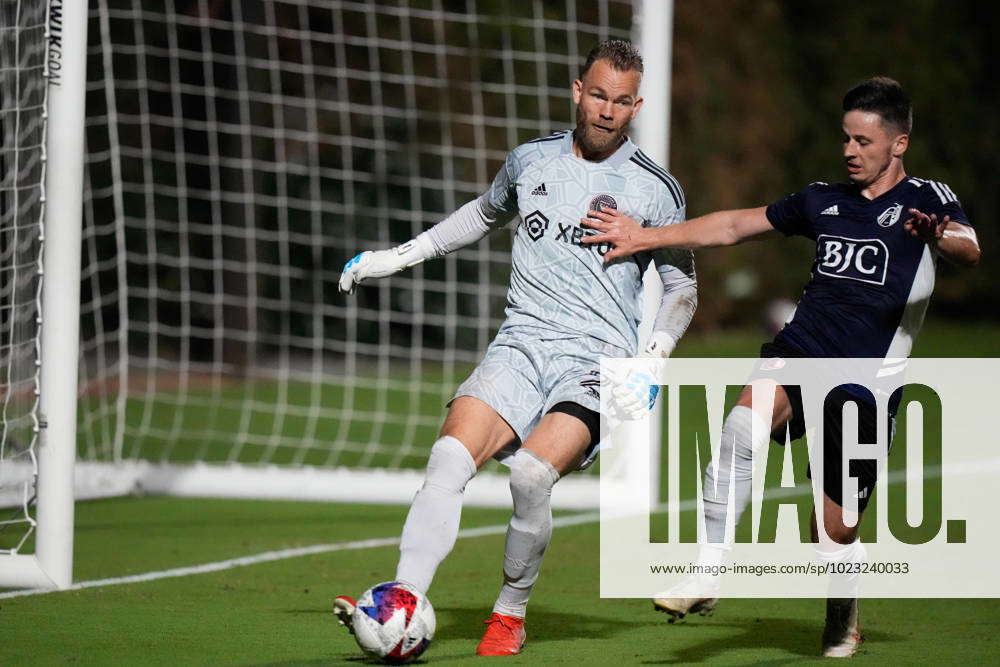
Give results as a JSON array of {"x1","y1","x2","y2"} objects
[
  {"x1": 842, "y1": 77, "x2": 913, "y2": 135},
  {"x1": 580, "y1": 39, "x2": 643, "y2": 78}
]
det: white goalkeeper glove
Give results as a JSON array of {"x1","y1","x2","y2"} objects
[
  {"x1": 607, "y1": 332, "x2": 676, "y2": 421},
  {"x1": 608, "y1": 364, "x2": 660, "y2": 421},
  {"x1": 338, "y1": 236, "x2": 435, "y2": 295},
  {"x1": 642, "y1": 330, "x2": 677, "y2": 360}
]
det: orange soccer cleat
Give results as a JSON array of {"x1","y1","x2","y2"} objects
[{"x1": 475, "y1": 612, "x2": 526, "y2": 656}]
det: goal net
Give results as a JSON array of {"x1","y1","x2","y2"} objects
[{"x1": 71, "y1": 0, "x2": 648, "y2": 510}]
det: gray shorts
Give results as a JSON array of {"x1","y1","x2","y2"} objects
[{"x1": 452, "y1": 329, "x2": 623, "y2": 468}]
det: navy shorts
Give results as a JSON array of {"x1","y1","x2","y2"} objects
[{"x1": 759, "y1": 339, "x2": 894, "y2": 512}]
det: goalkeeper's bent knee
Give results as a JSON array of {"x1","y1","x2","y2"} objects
[{"x1": 423, "y1": 435, "x2": 477, "y2": 493}]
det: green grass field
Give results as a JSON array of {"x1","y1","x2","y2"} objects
[
  {"x1": 3, "y1": 497, "x2": 999, "y2": 665},
  {"x1": 2, "y1": 321, "x2": 998, "y2": 664}
]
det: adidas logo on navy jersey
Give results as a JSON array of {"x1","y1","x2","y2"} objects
[
  {"x1": 531, "y1": 183, "x2": 548, "y2": 196},
  {"x1": 820, "y1": 205, "x2": 839, "y2": 216}
]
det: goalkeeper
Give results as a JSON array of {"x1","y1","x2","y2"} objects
[{"x1": 335, "y1": 40, "x2": 697, "y2": 657}]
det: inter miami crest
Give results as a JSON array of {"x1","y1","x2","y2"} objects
[
  {"x1": 589, "y1": 194, "x2": 617, "y2": 212},
  {"x1": 523, "y1": 210, "x2": 549, "y2": 241},
  {"x1": 877, "y1": 203, "x2": 903, "y2": 227}
]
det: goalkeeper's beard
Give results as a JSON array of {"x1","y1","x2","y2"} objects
[{"x1": 574, "y1": 106, "x2": 629, "y2": 159}]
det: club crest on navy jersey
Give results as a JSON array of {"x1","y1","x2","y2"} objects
[{"x1": 877, "y1": 203, "x2": 903, "y2": 227}]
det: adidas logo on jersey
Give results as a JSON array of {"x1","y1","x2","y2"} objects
[
  {"x1": 531, "y1": 183, "x2": 548, "y2": 196},
  {"x1": 820, "y1": 205, "x2": 839, "y2": 216}
]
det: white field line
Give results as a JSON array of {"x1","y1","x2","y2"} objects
[
  {"x1": 0, "y1": 511, "x2": 599, "y2": 600},
  {"x1": 3, "y1": 458, "x2": 992, "y2": 601}
]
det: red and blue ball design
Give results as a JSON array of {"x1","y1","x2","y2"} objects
[{"x1": 352, "y1": 581, "x2": 435, "y2": 664}]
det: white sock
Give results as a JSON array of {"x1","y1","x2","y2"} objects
[
  {"x1": 815, "y1": 539, "x2": 867, "y2": 598},
  {"x1": 492, "y1": 449, "x2": 560, "y2": 619},
  {"x1": 696, "y1": 543, "x2": 728, "y2": 568},
  {"x1": 702, "y1": 406, "x2": 771, "y2": 548},
  {"x1": 395, "y1": 435, "x2": 477, "y2": 594}
]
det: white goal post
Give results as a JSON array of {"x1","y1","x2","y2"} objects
[
  {"x1": 0, "y1": 0, "x2": 88, "y2": 590},
  {"x1": 633, "y1": 0, "x2": 674, "y2": 511},
  {"x1": 1, "y1": 0, "x2": 672, "y2": 589}
]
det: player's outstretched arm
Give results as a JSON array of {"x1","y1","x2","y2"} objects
[
  {"x1": 338, "y1": 237, "x2": 435, "y2": 295},
  {"x1": 903, "y1": 208, "x2": 980, "y2": 268},
  {"x1": 339, "y1": 198, "x2": 503, "y2": 294},
  {"x1": 580, "y1": 207, "x2": 775, "y2": 261}
]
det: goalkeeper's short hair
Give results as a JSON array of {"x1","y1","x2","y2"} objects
[{"x1": 580, "y1": 39, "x2": 643, "y2": 78}]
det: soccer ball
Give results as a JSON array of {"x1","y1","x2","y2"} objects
[{"x1": 351, "y1": 581, "x2": 436, "y2": 664}]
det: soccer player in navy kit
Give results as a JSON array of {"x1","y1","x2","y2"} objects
[{"x1": 581, "y1": 77, "x2": 980, "y2": 657}]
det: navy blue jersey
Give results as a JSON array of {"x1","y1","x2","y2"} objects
[{"x1": 765, "y1": 177, "x2": 970, "y2": 358}]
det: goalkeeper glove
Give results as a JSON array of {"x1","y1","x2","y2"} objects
[
  {"x1": 338, "y1": 236, "x2": 435, "y2": 295},
  {"x1": 607, "y1": 332, "x2": 675, "y2": 421},
  {"x1": 609, "y1": 366, "x2": 660, "y2": 421},
  {"x1": 642, "y1": 330, "x2": 677, "y2": 360}
]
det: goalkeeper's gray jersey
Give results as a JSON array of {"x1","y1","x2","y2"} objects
[{"x1": 479, "y1": 130, "x2": 693, "y2": 354}]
